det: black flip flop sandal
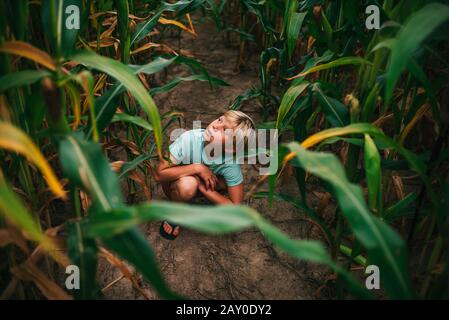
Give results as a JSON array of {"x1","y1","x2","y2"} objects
[{"x1": 159, "y1": 221, "x2": 180, "y2": 240}]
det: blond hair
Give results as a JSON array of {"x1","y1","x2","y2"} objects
[
  {"x1": 224, "y1": 110, "x2": 255, "y2": 138},
  {"x1": 222, "y1": 110, "x2": 256, "y2": 155}
]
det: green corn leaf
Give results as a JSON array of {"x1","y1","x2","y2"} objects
[
  {"x1": 88, "y1": 82, "x2": 125, "y2": 138},
  {"x1": 0, "y1": 70, "x2": 51, "y2": 92},
  {"x1": 170, "y1": 55, "x2": 215, "y2": 85},
  {"x1": 67, "y1": 221, "x2": 102, "y2": 299},
  {"x1": 385, "y1": 3, "x2": 449, "y2": 103},
  {"x1": 70, "y1": 51, "x2": 163, "y2": 155},
  {"x1": 128, "y1": 56, "x2": 177, "y2": 75},
  {"x1": 131, "y1": 0, "x2": 204, "y2": 45},
  {"x1": 317, "y1": 137, "x2": 364, "y2": 150},
  {"x1": 118, "y1": 153, "x2": 153, "y2": 178},
  {"x1": 292, "y1": 50, "x2": 334, "y2": 80},
  {"x1": 82, "y1": 201, "x2": 372, "y2": 298},
  {"x1": 280, "y1": 96, "x2": 310, "y2": 134},
  {"x1": 230, "y1": 88, "x2": 262, "y2": 110},
  {"x1": 85, "y1": 202, "x2": 254, "y2": 237},
  {"x1": 60, "y1": 135, "x2": 124, "y2": 213},
  {"x1": 131, "y1": 11, "x2": 162, "y2": 45},
  {"x1": 283, "y1": 0, "x2": 306, "y2": 59},
  {"x1": 298, "y1": 123, "x2": 433, "y2": 203},
  {"x1": 289, "y1": 56, "x2": 371, "y2": 79},
  {"x1": 114, "y1": 112, "x2": 180, "y2": 175},
  {"x1": 320, "y1": 10, "x2": 333, "y2": 47},
  {"x1": 102, "y1": 229, "x2": 181, "y2": 299},
  {"x1": 91, "y1": 55, "x2": 222, "y2": 138},
  {"x1": 313, "y1": 84, "x2": 349, "y2": 127},
  {"x1": 241, "y1": 0, "x2": 275, "y2": 33},
  {"x1": 150, "y1": 74, "x2": 228, "y2": 95},
  {"x1": 0, "y1": 171, "x2": 57, "y2": 257},
  {"x1": 112, "y1": 112, "x2": 153, "y2": 132},
  {"x1": 42, "y1": 0, "x2": 84, "y2": 57},
  {"x1": 276, "y1": 81, "x2": 309, "y2": 129},
  {"x1": 59, "y1": 135, "x2": 177, "y2": 299},
  {"x1": 160, "y1": 0, "x2": 205, "y2": 18},
  {"x1": 286, "y1": 142, "x2": 413, "y2": 299},
  {"x1": 384, "y1": 193, "x2": 417, "y2": 222},
  {"x1": 282, "y1": 0, "x2": 296, "y2": 38},
  {"x1": 287, "y1": 12, "x2": 307, "y2": 59}
]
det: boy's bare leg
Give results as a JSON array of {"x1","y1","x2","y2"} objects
[
  {"x1": 161, "y1": 176, "x2": 199, "y2": 236},
  {"x1": 161, "y1": 176, "x2": 199, "y2": 201},
  {"x1": 160, "y1": 176, "x2": 228, "y2": 235}
]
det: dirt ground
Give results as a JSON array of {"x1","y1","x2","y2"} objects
[{"x1": 97, "y1": 15, "x2": 332, "y2": 300}]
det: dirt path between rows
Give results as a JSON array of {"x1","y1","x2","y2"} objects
[{"x1": 97, "y1": 14, "x2": 331, "y2": 300}]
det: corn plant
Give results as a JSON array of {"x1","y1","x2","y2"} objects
[
  {"x1": 227, "y1": 0, "x2": 449, "y2": 298},
  {"x1": 1, "y1": 0, "x2": 449, "y2": 300}
]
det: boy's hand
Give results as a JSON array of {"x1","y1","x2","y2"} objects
[
  {"x1": 195, "y1": 164, "x2": 218, "y2": 191},
  {"x1": 197, "y1": 179, "x2": 207, "y2": 194},
  {"x1": 193, "y1": 172, "x2": 211, "y2": 194}
]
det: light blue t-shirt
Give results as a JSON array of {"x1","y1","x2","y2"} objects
[{"x1": 169, "y1": 129, "x2": 243, "y2": 187}]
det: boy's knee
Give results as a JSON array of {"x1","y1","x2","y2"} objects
[{"x1": 174, "y1": 176, "x2": 198, "y2": 201}]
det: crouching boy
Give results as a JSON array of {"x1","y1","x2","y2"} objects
[{"x1": 154, "y1": 110, "x2": 255, "y2": 240}]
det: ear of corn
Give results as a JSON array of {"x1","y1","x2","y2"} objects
[{"x1": 364, "y1": 134, "x2": 382, "y2": 213}]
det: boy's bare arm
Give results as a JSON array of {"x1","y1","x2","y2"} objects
[
  {"x1": 154, "y1": 155, "x2": 218, "y2": 190},
  {"x1": 228, "y1": 184, "x2": 244, "y2": 203},
  {"x1": 198, "y1": 182, "x2": 244, "y2": 205}
]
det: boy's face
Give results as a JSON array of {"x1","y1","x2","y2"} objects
[{"x1": 203, "y1": 115, "x2": 235, "y2": 146}]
